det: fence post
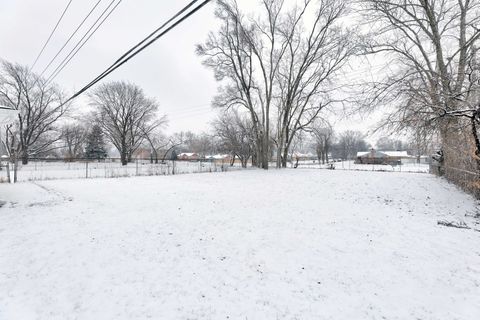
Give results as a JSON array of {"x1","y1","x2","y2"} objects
[
  {"x1": 13, "y1": 159, "x2": 17, "y2": 183},
  {"x1": 85, "y1": 161, "x2": 89, "y2": 178},
  {"x1": 136, "y1": 158, "x2": 139, "y2": 176},
  {"x1": 6, "y1": 162, "x2": 10, "y2": 183},
  {"x1": 172, "y1": 160, "x2": 175, "y2": 175}
]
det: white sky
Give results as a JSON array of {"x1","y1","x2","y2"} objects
[{"x1": 0, "y1": 0, "x2": 385, "y2": 142}]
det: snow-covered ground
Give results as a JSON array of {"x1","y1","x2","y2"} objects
[{"x1": 0, "y1": 169, "x2": 479, "y2": 319}]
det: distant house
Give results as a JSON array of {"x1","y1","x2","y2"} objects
[
  {"x1": 291, "y1": 152, "x2": 316, "y2": 161},
  {"x1": 178, "y1": 152, "x2": 199, "y2": 161},
  {"x1": 356, "y1": 149, "x2": 411, "y2": 165},
  {"x1": 133, "y1": 148, "x2": 151, "y2": 159}
]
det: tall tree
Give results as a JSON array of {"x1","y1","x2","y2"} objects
[
  {"x1": 213, "y1": 110, "x2": 255, "y2": 168},
  {"x1": 275, "y1": 0, "x2": 357, "y2": 167},
  {"x1": 61, "y1": 123, "x2": 87, "y2": 161},
  {"x1": 336, "y1": 130, "x2": 369, "y2": 160},
  {"x1": 198, "y1": 0, "x2": 356, "y2": 169},
  {"x1": 376, "y1": 137, "x2": 404, "y2": 151},
  {"x1": 311, "y1": 120, "x2": 334, "y2": 164},
  {"x1": 197, "y1": 0, "x2": 290, "y2": 169},
  {"x1": 359, "y1": 0, "x2": 480, "y2": 171},
  {"x1": 85, "y1": 124, "x2": 107, "y2": 160},
  {"x1": 89, "y1": 81, "x2": 159, "y2": 165},
  {"x1": 0, "y1": 60, "x2": 69, "y2": 164}
]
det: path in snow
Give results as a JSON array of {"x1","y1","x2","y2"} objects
[{"x1": 0, "y1": 169, "x2": 479, "y2": 319}]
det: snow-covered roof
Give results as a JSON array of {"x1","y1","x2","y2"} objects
[
  {"x1": 357, "y1": 150, "x2": 410, "y2": 158},
  {"x1": 357, "y1": 151, "x2": 370, "y2": 157},
  {"x1": 178, "y1": 152, "x2": 197, "y2": 157},
  {"x1": 382, "y1": 151, "x2": 410, "y2": 157},
  {"x1": 205, "y1": 154, "x2": 230, "y2": 159}
]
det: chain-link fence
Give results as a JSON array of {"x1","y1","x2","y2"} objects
[
  {"x1": 0, "y1": 158, "x2": 242, "y2": 183},
  {"x1": 430, "y1": 162, "x2": 480, "y2": 198},
  {"x1": 293, "y1": 160, "x2": 430, "y2": 173}
]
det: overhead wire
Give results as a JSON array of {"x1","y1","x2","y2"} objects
[
  {"x1": 31, "y1": 0, "x2": 74, "y2": 70},
  {"x1": 45, "y1": 0, "x2": 123, "y2": 85},
  {"x1": 39, "y1": 0, "x2": 104, "y2": 78},
  {"x1": 63, "y1": 0, "x2": 211, "y2": 104},
  {"x1": 83, "y1": 0, "x2": 200, "y2": 89}
]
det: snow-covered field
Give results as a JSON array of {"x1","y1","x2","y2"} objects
[{"x1": 0, "y1": 169, "x2": 479, "y2": 319}]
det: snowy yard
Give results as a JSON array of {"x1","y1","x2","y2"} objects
[{"x1": 0, "y1": 169, "x2": 479, "y2": 319}]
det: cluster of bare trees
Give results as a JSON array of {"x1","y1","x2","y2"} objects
[
  {"x1": 0, "y1": 61, "x2": 69, "y2": 164},
  {"x1": 197, "y1": 0, "x2": 358, "y2": 169},
  {"x1": 358, "y1": 0, "x2": 480, "y2": 195},
  {"x1": 0, "y1": 60, "x2": 168, "y2": 166},
  {"x1": 89, "y1": 81, "x2": 166, "y2": 165},
  {"x1": 213, "y1": 110, "x2": 255, "y2": 167}
]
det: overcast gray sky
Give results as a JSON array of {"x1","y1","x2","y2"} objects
[{"x1": 0, "y1": 0, "x2": 383, "y2": 140}]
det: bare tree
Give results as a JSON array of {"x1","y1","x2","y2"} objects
[
  {"x1": 310, "y1": 120, "x2": 334, "y2": 164},
  {"x1": 336, "y1": 130, "x2": 369, "y2": 160},
  {"x1": 158, "y1": 133, "x2": 186, "y2": 162},
  {"x1": 275, "y1": 0, "x2": 357, "y2": 167},
  {"x1": 198, "y1": 0, "x2": 356, "y2": 169},
  {"x1": 213, "y1": 110, "x2": 255, "y2": 168},
  {"x1": 376, "y1": 136, "x2": 404, "y2": 151},
  {"x1": 141, "y1": 115, "x2": 168, "y2": 163},
  {"x1": 358, "y1": 0, "x2": 480, "y2": 175},
  {"x1": 61, "y1": 123, "x2": 87, "y2": 161},
  {"x1": 0, "y1": 60, "x2": 69, "y2": 164},
  {"x1": 89, "y1": 81, "x2": 160, "y2": 165},
  {"x1": 197, "y1": 0, "x2": 291, "y2": 169},
  {"x1": 407, "y1": 127, "x2": 436, "y2": 163}
]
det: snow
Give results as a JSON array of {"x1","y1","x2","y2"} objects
[
  {"x1": 357, "y1": 151, "x2": 370, "y2": 157},
  {"x1": 2, "y1": 160, "x2": 239, "y2": 182},
  {"x1": 383, "y1": 151, "x2": 410, "y2": 157},
  {"x1": 356, "y1": 151, "x2": 411, "y2": 158},
  {"x1": 0, "y1": 169, "x2": 479, "y2": 319}
]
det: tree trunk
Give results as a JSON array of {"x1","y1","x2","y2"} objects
[
  {"x1": 262, "y1": 134, "x2": 269, "y2": 170},
  {"x1": 21, "y1": 149, "x2": 29, "y2": 165},
  {"x1": 281, "y1": 147, "x2": 288, "y2": 168},
  {"x1": 276, "y1": 144, "x2": 283, "y2": 169},
  {"x1": 120, "y1": 149, "x2": 128, "y2": 166},
  {"x1": 276, "y1": 129, "x2": 285, "y2": 168},
  {"x1": 470, "y1": 116, "x2": 480, "y2": 171},
  {"x1": 256, "y1": 136, "x2": 264, "y2": 169}
]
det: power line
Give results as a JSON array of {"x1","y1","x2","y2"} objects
[
  {"x1": 39, "y1": 0, "x2": 104, "y2": 77},
  {"x1": 86, "y1": 0, "x2": 200, "y2": 88},
  {"x1": 31, "y1": 0, "x2": 74, "y2": 70},
  {"x1": 45, "y1": 0, "x2": 122, "y2": 85},
  {"x1": 64, "y1": 0, "x2": 211, "y2": 104}
]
